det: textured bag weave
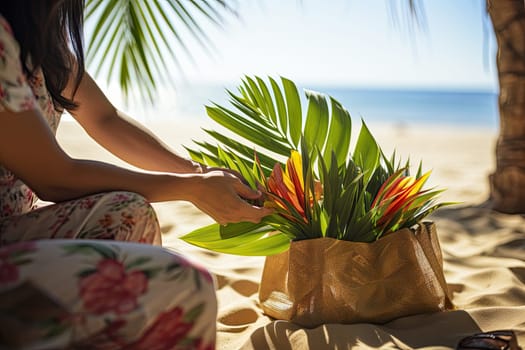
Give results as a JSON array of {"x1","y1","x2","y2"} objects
[{"x1": 259, "y1": 222, "x2": 454, "y2": 327}]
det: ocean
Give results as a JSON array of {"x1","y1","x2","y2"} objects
[{"x1": 170, "y1": 84, "x2": 499, "y2": 130}]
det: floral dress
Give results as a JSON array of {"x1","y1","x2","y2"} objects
[{"x1": 0, "y1": 15, "x2": 216, "y2": 350}]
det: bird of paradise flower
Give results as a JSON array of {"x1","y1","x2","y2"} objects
[
  {"x1": 370, "y1": 169, "x2": 447, "y2": 236},
  {"x1": 256, "y1": 150, "x2": 322, "y2": 226},
  {"x1": 256, "y1": 150, "x2": 446, "y2": 240}
]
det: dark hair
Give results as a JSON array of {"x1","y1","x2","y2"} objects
[{"x1": 0, "y1": 0, "x2": 85, "y2": 110}]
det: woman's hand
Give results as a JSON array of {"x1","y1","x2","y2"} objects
[{"x1": 185, "y1": 170, "x2": 272, "y2": 225}]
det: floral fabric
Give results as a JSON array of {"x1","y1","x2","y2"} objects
[
  {"x1": 0, "y1": 239, "x2": 217, "y2": 350},
  {"x1": 0, "y1": 15, "x2": 36, "y2": 113},
  {"x1": 0, "y1": 191, "x2": 162, "y2": 245},
  {"x1": 0, "y1": 14, "x2": 62, "y2": 218},
  {"x1": 0, "y1": 13, "x2": 217, "y2": 349}
]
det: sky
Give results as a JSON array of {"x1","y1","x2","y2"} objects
[
  {"x1": 87, "y1": 0, "x2": 498, "y2": 119},
  {"x1": 171, "y1": 0, "x2": 497, "y2": 89}
]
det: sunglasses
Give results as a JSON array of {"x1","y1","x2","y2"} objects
[{"x1": 457, "y1": 330, "x2": 522, "y2": 350}]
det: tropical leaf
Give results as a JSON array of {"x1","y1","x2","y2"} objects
[
  {"x1": 282, "y1": 78, "x2": 302, "y2": 147},
  {"x1": 186, "y1": 76, "x2": 354, "y2": 171},
  {"x1": 85, "y1": 0, "x2": 235, "y2": 103},
  {"x1": 180, "y1": 222, "x2": 290, "y2": 256},
  {"x1": 205, "y1": 104, "x2": 291, "y2": 156},
  {"x1": 270, "y1": 77, "x2": 288, "y2": 135},
  {"x1": 353, "y1": 120, "x2": 380, "y2": 186},
  {"x1": 304, "y1": 90, "x2": 329, "y2": 155},
  {"x1": 323, "y1": 98, "x2": 352, "y2": 167}
]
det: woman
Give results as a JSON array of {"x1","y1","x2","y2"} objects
[{"x1": 0, "y1": 1, "x2": 270, "y2": 349}]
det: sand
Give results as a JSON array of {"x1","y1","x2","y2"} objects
[{"x1": 56, "y1": 119, "x2": 525, "y2": 350}]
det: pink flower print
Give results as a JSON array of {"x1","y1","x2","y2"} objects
[
  {"x1": 97, "y1": 259, "x2": 125, "y2": 279},
  {"x1": 0, "y1": 259, "x2": 18, "y2": 284},
  {"x1": 29, "y1": 73, "x2": 44, "y2": 89},
  {"x1": 79, "y1": 259, "x2": 148, "y2": 315},
  {"x1": 0, "y1": 242, "x2": 36, "y2": 285},
  {"x1": 0, "y1": 84, "x2": 6, "y2": 100},
  {"x1": 2, "y1": 171, "x2": 15, "y2": 184},
  {"x1": 45, "y1": 99, "x2": 54, "y2": 114},
  {"x1": 99, "y1": 214, "x2": 113, "y2": 228},
  {"x1": 0, "y1": 242, "x2": 36, "y2": 260},
  {"x1": 20, "y1": 96, "x2": 35, "y2": 111},
  {"x1": 122, "y1": 270, "x2": 148, "y2": 296},
  {"x1": 127, "y1": 307, "x2": 194, "y2": 350},
  {"x1": 102, "y1": 318, "x2": 127, "y2": 345},
  {"x1": 115, "y1": 193, "x2": 131, "y2": 202},
  {"x1": 79, "y1": 196, "x2": 96, "y2": 209},
  {"x1": 2, "y1": 204, "x2": 13, "y2": 217},
  {"x1": 121, "y1": 213, "x2": 136, "y2": 228},
  {"x1": 24, "y1": 188, "x2": 34, "y2": 202}
]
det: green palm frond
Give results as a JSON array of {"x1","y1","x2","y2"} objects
[
  {"x1": 85, "y1": 0, "x2": 235, "y2": 103},
  {"x1": 186, "y1": 76, "x2": 355, "y2": 174}
]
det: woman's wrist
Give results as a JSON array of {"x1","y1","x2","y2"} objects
[{"x1": 157, "y1": 172, "x2": 203, "y2": 203}]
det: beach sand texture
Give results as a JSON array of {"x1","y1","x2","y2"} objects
[{"x1": 57, "y1": 120, "x2": 525, "y2": 349}]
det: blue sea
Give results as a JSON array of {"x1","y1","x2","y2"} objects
[{"x1": 170, "y1": 84, "x2": 499, "y2": 129}]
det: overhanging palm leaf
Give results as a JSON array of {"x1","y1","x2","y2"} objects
[{"x1": 85, "y1": 0, "x2": 235, "y2": 103}]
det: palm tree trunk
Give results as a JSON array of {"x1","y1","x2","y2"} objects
[{"x1": 488, "y1": 0, "x2": 525, "y2": 213}]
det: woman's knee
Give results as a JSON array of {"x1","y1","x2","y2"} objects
[
  {"x1": 108, "y1": 191, "x2": 161, "y2": 244},
  {"x1": 116, "y1": 249, "x2": 218, "y2": 348},
  {"x1": 154, "y1": 259, "x2": 218, "y2": 346},
  {"x1": 82, "y1": 191, "x2": 161, "y2": 244}
]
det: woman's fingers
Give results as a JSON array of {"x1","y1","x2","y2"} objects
[
  {"x1": 234, "y1": 181, "x2": 262, "y2": 200},
  {"x1": 237, "y1": 202, "x2": 273, "y2": 224},
  {"x1": 227, "y1": 180, "x2": 273, "y2": 223},
  {"x1": 200, "y1": 165, "x2": 249, "y2": 185},
  {"x1": 195, "y1": 170, "x2": 273, "y2": 225},
  {"x1": 212, "y1": 205, "x2": 271, "y2": 225}
]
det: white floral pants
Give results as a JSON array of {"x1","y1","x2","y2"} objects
[{"x1": 0, "y1": 192, "x2": 217, "y2": 350}]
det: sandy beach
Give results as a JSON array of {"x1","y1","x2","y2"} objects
[{"x1": 57, "y1": 119, "x2": 525, "y2": 349}]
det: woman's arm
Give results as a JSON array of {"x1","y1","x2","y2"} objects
[
  {"x1": 0, "y1": 108, "x2": 271, "y2": 224},
  {"x1": 64, "y1": 72, "x2": 200, "y2": 174}
]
